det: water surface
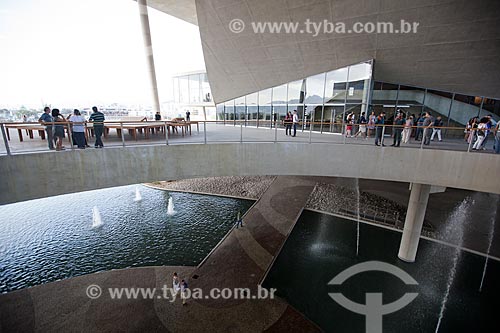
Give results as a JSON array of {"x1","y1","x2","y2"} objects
[{"x1": 0, "y1": 185, "x2": 253, "y2": 293}]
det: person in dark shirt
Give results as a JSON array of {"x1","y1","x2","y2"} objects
[
  {"x1": 38, "y1": 106, "x2": 55, "y2": 150},
  {"x1": 423, "y1": 112, "x2": 434, "y2": 145},
  {"x1": 51, "y1": 109, "x2": 66, "y2": 151},
  {"x1": 185, "y1": 110, "x2": 191, "y2": 122},
  {"x1": 431, "y1": 116, "x2": 444, "y2": 142},
  {"x1": 155, "y1": 112, "x2": 161, "y2": 121},
  {"x1": 375, "y1": 112, "x2": 386, "y2": 146},
  {"x1": 88, "y1": 106, "x2": 105, "y2": 148},
  {"x1": 391, "y1": 113, "x2": 405, "y2": 147},
  {"x1": 415, "y1": 114, "x2": 425, "y2": 141},
  {"x1": 354, "y1": 111, "x2": 367, "y2": 139}
]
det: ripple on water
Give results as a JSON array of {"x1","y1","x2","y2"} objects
[{"x1": 0, "y1": 185, "x2": 253, "y2": 293}]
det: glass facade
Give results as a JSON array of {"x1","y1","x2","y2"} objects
[
  {"x1": 172, "y1": 72, "x2": 214, "y2": 120},
  {"x1": 215, "y1": 60, "x2": 373, "y2": 130},
  {"x1": 173, "y1": 72, "x2": 212, "y2": 104},
  {"x1": 214, "y1": 60, "x2": 499, "y2": 138},
  {"x1": 371, "y1": 83, "x2": 499, "y2": 139}
]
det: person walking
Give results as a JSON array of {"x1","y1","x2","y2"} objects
[
  {"x1": 51, "y1": 109, "x2": 66, "y2": 151},
  {"x1": 68, "y1": 109, "x2": 86, "y2": 149},
  {"x1": 185, "y1": 110, "x2": 191, "y2": 122},
  {"x1": 430, "y1": 116, "x2": 444, "y2": 142},
  {"x1": 235, "y1": 211, "x2": 243, "y2": 228},
  {"x1": 467, "y1": 117, "x2": 479, "y2": 145},
  {"x1": 38, "y1": 107, "x2": 55, "y2": 150},
  {"x1": 292, "y1": 110, "x2": 299, "y2": 137},
  {"x1": 180, "y1": 279, "x2": 188, "y2": 305},
  {"x1": 414, "y1": 114, "x2": 425, "y2": 141},
  {"x1": 422, "y1": 112, "x2": 434, "y2": 145},
  {"x1": 345, "y1": 113, "x2": 354, "y2": 137},
  {"x1": 354, "y1": 112, "x2": 367, "y2": 139},
  {"x1": 374, "y1": 112, "x2": 386, "y2": 146},
  {"x1": 391, "y1": 113, "x2": 404, "y2": 147},
  {"x1": 472, "y1": 119, "x2": 488, "y2": 150},
  {"x1": 479, "y1": 116, "x2": 493, "y2": 150},
  {"x1": 402, "y1": 115, "x2": 413, "y2": 144},
  {"x1": 367, "y1": 111, "x2": 376, "y2": 138},
  {"x1": 284, "y1": 111, "x2": 293, "y2": 136},
  {"x1": 172, "y1": 272, "x2": 181, "y2": 298},
  {"x1": 89, "y1": 106, "x2": 105, "y2": 148}
]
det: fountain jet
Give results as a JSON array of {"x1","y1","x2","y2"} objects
[
  {"x1": 167, "y1": 197, "x2": 176, "y2": 216},
  {"x1": 92, "y1": 206, "x2": 103, "y2": 228},
  {"x1": 134, "y1": 186, "x2": 142, "y2": 202}
]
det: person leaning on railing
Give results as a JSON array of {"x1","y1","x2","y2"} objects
[
  {"x1": 51, "y1": 109, "x2": 66, "y2": 151},
  {"x1": 68, "y1": 109, "x2": 86, "y2": 149},
  {"x1": 374, "y1": 112, "x2": 385, "y2": 146},
  {"x1": 38, "y1": 106, "x2": 55, "y2": 150},
  {"x1": 88, "y1": 106, "x2": 105, "y2": 148},
  {"x1": 284, "y1": 111, "x2": 293, "y2": 136}
]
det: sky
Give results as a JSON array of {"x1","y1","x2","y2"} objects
[{"x1": 0, "y1": 0, "x2": 206, "y2": 109}]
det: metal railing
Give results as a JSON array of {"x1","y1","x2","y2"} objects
[{"x1": 0, "y1": 119, "x2": 498, "y2": 156}]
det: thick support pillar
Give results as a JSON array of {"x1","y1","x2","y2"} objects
[
  {"x1": 138, "y1": 0, "x2": 161, "y2": 114},
  {"x1": 398, "y1": 183, "x2": 431, "y2": 262}
]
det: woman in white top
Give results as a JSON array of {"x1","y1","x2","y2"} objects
[
  {"x1": 472, "y1": 121, "x2": 487, "y2": 150},
  {"x1": 68, "y1": 109, "x2": 86, "y2": 149},
  {"x1": 172, "y1": 272, "x2": 181, "y2": 296},
  {"x1": 402, "y1": 115, "x2": 413, "y2": 144}
]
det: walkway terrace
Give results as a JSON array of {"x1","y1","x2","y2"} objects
[{"x1": 0, "y1": 121, "x2": 496, "y2": 156}]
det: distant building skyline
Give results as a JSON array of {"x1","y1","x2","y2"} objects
[{"x1": 0, "y1": 0, "x2": 206, "y2": 109}]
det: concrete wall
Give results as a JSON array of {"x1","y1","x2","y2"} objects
[
  {"x1": 1, "y1": 143, "x2": 499, "y2": 204},
  {"x1": 195, "y1": 0, "x2": 500, "y2": 103}
]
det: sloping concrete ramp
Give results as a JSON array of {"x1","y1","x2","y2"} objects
[
  {"x1": 0, "y1": 177, "x2": 319, "y2": 332},
  {"x1": 192, "y1": 176, "x2": 317, "y2": 307}
]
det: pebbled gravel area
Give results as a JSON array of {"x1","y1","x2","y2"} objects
[
  {"x1": 148, "y1": 177, "x2": 434, "y2": 235},
  {"x1": 306, "y1": 182, "x2": 434, "y2": 234},
  {"x1": 148, "y1": 176, "x2": 276, "y2": 200}
]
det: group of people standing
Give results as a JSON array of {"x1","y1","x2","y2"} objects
[
  {"x1": 465, "y1": 115, "x2": 499, "y2": 152},
  {"x1": 343, "y1": 109, "x2": 499, "y2": 152},
  {"x1": 172, "y1": 272, "x2": 189, "y2": 305},
  {"x1": 284, "y1": 110, "x2": 299, "y2": 137},
  {"x1": 373, "y1": 111, "x2": 449, "y2": 147},
  {"x1": 38, "y1": 106, "x2": 106, "y2": 151}
]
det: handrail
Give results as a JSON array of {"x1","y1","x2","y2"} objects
[
  {"x1": 0, "y1": 119, "x2": 498, "y2": 156},
  {"x1": 0, "y1": 119, "x2": 497, "y2": 132}
]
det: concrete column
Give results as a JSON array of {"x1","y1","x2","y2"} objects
[
  {"x1": 138, "y1": 0, "x2": 161, "y2": 114},
  {"x1": 398, "y1": 183, "x2": 431, "y2": 262}
]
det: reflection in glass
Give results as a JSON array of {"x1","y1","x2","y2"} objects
[
  {"x1": 179, "y1": 76, "x2": 189, "y2": 104},
  {"x1": 173, "y1": 77, "x2": 180, "y2": 103},
  {"x1": 259, "y1": 89, "x2": 272, "y2": 127},
  {"x1": 189, "y1": 74, "x2": 201, "y2": 103},
  {"x1": 235, "y1": 96, "x2": 246, "y2": 124},
  {"x1": 224, "y1": 100, "x2": 235, "y2": 123},
  {"x1": 451, "y1": 94, "x2": 482, "y2": 127},
  {"x1": 200, "y1": 73, "x2": 212, "y2": 102},
  {"x1": 216, "y1": 104, "x2": 224, "y2": 124},
  {"x1": 325, "y1": 67, "x2": 348, "y2": 104},
  {"x1": 246, "y1": 93, "x2": 258, "y2": 126}
]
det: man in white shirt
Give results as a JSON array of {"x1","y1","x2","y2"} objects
[{"x1": 292, "y1": 110, "x2": 299, "y2": 137}]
